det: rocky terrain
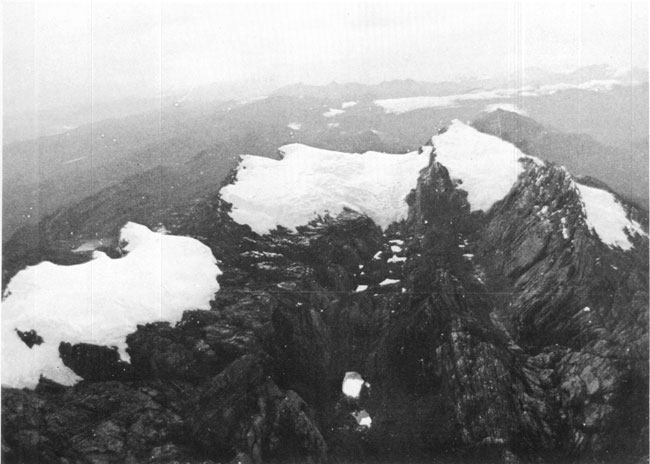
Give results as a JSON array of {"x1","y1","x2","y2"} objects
[
  {"x1": 2, "y1": 128, "x2": 648, "y2": 463},
  {"x1": 5, "y1": 71, "x2": 648, "y2": 242},
  {"x1": 473, "y1": 109, "x2": 649, "y2": 209}
]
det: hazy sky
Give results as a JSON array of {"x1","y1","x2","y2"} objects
[{"x1": 3, "y1": 0, "x2": 648, "y2": 113}]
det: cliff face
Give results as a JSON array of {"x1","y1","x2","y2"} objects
[
  {"x1": 471, "y1": 109, "x2": 649, "y2": 209},
  {"x1": 2, "y1": 139, "x2": 648, "y2": 464}
]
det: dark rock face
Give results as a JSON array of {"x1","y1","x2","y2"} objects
[
  {"x1": 15, "y1": 329, "x2": 44, "y2": 348},
  {"x1": 473, "y1": 161, "x2": 649, "y2": 462},
  {"x1": 2, "y1": 143, "x2": 648, "y2": 463},
  {"x1": 2, "y1": 380, "x2": 186, "y2": 464},
  {"x1": 59, "y1": 342, "x2": 134, "y2": 381}
]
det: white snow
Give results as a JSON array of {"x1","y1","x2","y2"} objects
[
  {"x1": 420, "y1": 146, "x2": 434, "y2": 157},
  {"x1": 373, "y1": 251, "x2": 383, "y2": 260},
  {"x1": 2, "y1": 223, "x2": 221, "y2": 388},
  {"x1": 538, "y1": 79, "x2": 623, "y2": 94},
  {"x1": 463, "y1": 254, "x2": 474, "y2": 259},
  {"x1": 431, "y1": 120, "x2": 541, "y2": 212},
  {"x1": 379, "y1": 278, "x2": 400, "y2": 286},
  {"x1": 375, "y1": 79, "x2": 634, "y2": 114},
  {"x1": 342, "y1": 371, "x2": 365, "y2": 397},
  {"x1": 575, "y1": 182, "x2": 646, "y2": 250},
  {"x1": 241, "y1": 251, "x2": 283, "y2": 259},
  {"x1": 387, "y1": 255, "x2": 407, "y2": 264},
  {"x1": 375, "y1": 89, "x2": 515, "y2": 113},
  {"x1": 560, "y1": 217, "x2": 570, "y2": 240},
  {"x1": 220, "y1": 144, "x2": 429, "y2": 234},
  {"x1": 355, "y1": 285, "x2": 368, "y2": 292},
  {"x1": 287, "y1": 122, "x2": 302, "y2": 131},
  {"x1": 72, "y1": 239, "x2": 105, "y2": 253},
  {"x1": 353, "y1": 410, "x2": 372, "y2": 427},
  {"x1": 484, "y1": 103, "x2": 527, "y2": 115},
  {"x1": 390, "y1": 245, "x2": 402, "y2": 253},
  {"x1": 341, "y1": 101, "x2": 358, "y2": 109},
  {"x1": 323, "y1": 108, "x2": 345, "y2": 117},
  {"x1": 238, "y1": 95, "x2": 268, "y2": 105},
  {"x1": 389, "y1": 239, "x2": 404, "y2": 245}
]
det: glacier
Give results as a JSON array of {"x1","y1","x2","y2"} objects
[
  {"x1": 221, "y1": 120, "x2": 644, "y2": 255},
  {"x1": 220, "y1": 144, "x2": 430, "y2": 234},
  {"x1": 432, "y1": 120, "x2": 543, "y2": 212},
  {"x1": 374, "y1": 78, "x2": 637, "y2": 114},
  {"x1": 575, "y1": 182, "x2": 647, "y2": 250},
  {"x1": 1, "y1": 222, "x2": 221, "y2": 388}
]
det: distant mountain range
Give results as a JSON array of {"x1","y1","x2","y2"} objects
[
  {"x1": 3, "y1": 66, "x2": 647, "y2": 245},
  {"x1": 473, "y1": 109, "x2": 649, "y2": 209}
]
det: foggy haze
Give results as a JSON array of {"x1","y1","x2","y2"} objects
[{"x1": 3, "y1": 1, "x2": 648, "y2": 118}]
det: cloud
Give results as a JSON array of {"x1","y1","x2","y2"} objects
[{"x1": 3, "y1": 0, "x2": 647, "y2": 114}]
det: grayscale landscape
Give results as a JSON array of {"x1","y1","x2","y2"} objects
[{"x1": 2, "y1": 2, "x2": 648, "y2": 463}]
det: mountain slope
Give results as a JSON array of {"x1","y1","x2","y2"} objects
[
  {"x1": 2, "y1": 119, "x2": 647, "y2": 463},
  {"x1": 472, "y1": 109, "x2": 649, "y2": 209},
  {"x1": 5, "y1": 71, "x2": 646, "y2": 241}
]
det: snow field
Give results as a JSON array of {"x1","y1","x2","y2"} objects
[{"x1": 2, "y1": 223, "x2": 221, "y2": 388}]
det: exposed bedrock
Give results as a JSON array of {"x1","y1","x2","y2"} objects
[{"x1": 3, "y1": 148, "x2": 647, "y2": 463}]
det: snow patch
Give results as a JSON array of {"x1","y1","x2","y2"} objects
[
  {"x1": 72, "y1": 239, "x2": 106, "y2": 253},
  {"x1": 375, "y1": 89, "x2": 514, "y2": 113},
  {"x1": 353, "y1": 410, "x2": 372, "y2": 428},
  {"x1": 238, "y1": 95, "x2": 268, "y2": 105},
  {"x1": 379, "y1": 278, "x2": 400, "y2": 286},
  {"x1": 241, "y1": 251, "x2": 283, "y2": 259},
  {"x1": 287, "y1": 122, "x2": 302, "y2": 131},
  {"x1": 575, "y1": 182, "x2": 646, "y2": 250},
  {"x1": 355, "y1": 285, "x2": 368, "y2": 292},
  {"x1": 420, "y1": 146, "x2": 434, "y2": 157},
  {"x1": 432, "y1": 120, "x2": 540, "y2": 212},
  {"x1": 484, "y1": 103, "x2": 527, "y2": 115},
  {"x1": 323, "y1": 108, "x2": 345, "y2": 117},
  {"x1": 387, "y1": 255, "x2": 407, "y2": 263},
  {"x1": 220, "y1": 144, "x2": 429, "y2": 234},
  {"x1": 342, "y1": 372, "x2": 366, "y2": 398},
  {"x1": 539, "y1": 79, "x2": 624, "y2": 94},
  {"x1": 341, "y1": 101, "x2": 358, "y2": 109},
  {"x1": 2, "y1": 223, "x2": 221, "y2": 388},
  {"x1": 560, "y1": 217, "x2": 570, "y2": 240},
  {"x1": 375, "y1": 79, "x2": 635, "y2": 114}
]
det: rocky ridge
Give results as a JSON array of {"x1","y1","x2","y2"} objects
[{"x1": 2, "y1": 128, "x2": 648, "y2": 463}]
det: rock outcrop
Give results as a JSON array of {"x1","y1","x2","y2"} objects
[{"x1": 2, "y1": 135, "x2": 647, "y2": 463}]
